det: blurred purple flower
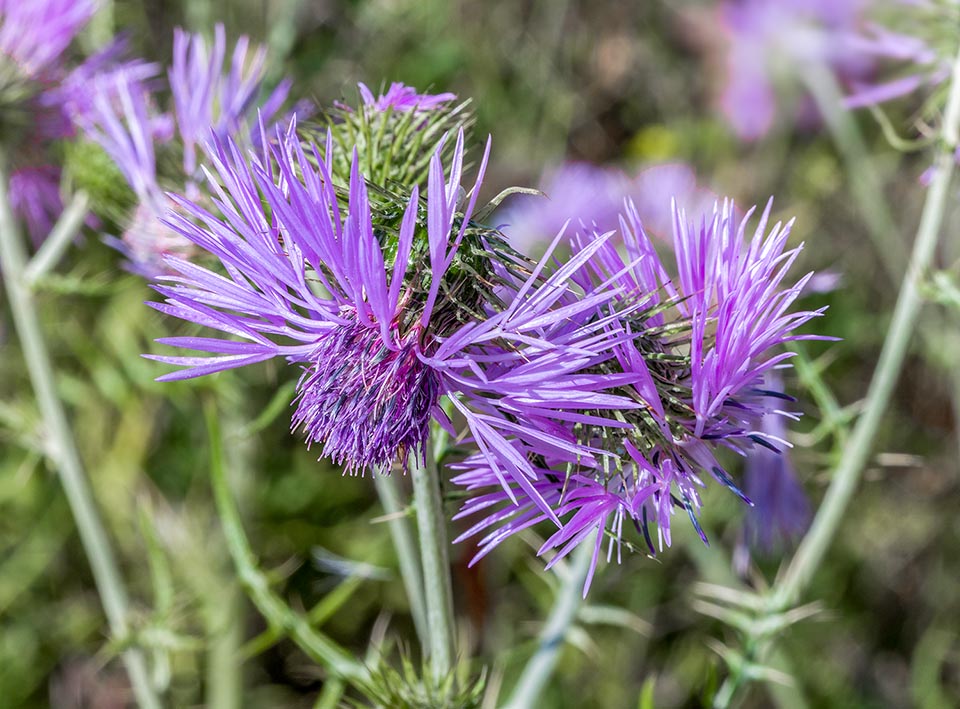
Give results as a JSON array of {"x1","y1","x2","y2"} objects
[
  {"x1": 8, "y1": 166, "x2": 63, "y2": 246},
  {"x1": 740, "y1": 374, "x2": 811, "y2": 556},
  {"x1": 357, "y1": 82, "x2": 456, "y2": 112},
  {"x1": 844, "y1": 2, "x2": 955, "y2": 109},
  {"x1": 0, "y1": 0, "x2": 95, "y2": 78},
  {"x1": 72, "y1": 25, "x2": 295, "y2": 276},
  {"x1": 170, "y1": 24, "x2": 292, "y2": 182},
  {"x1": 499, "y1": 161, "x2": 714, "y2": 255},
  {"x1": 716, "y1": 0, "x2": 869, "y2": 140},
  {"x1": 0, "y1": 0, "x2": 95, "y2": 245},
  {"x1": 457, "y1": 197, "x2": 829, "y2": 593},
  {"x1": 148, "y1": 124, "x2": 637, "y2": 508}
]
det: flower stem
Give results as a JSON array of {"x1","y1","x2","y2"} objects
[
  {"x1": 23, "y1": 190, "x2": 89, "y2": 286},
  {"x1": 771, "y1": 41, "x2": 960, "y2": 613},
  {"x1": 372, "y1": 470, "x2": 429, "y2": 646},
  {"x1": 503, "y1": 534, "x2": 596, "y2": 709},
  {"x1": 0, "y1": 174, "x2": 161, "y2": 708},
  {"x1": 204, "y1": 401, "x2": 367, "y2": 683},
  {"x1": 410, "y1": 441, "x2": 455, "y2": 681}
]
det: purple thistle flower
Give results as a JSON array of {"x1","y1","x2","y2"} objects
[
  {"x1": 71, "y1": 25, "x2": 295, "y2": 276},
  {"x1": 0, "y1": 0, "x2": 94, "y2": 78},
  {"x1": 147, "y1": 123, "x2": 638, "y2": 512},
  {"x1": 0, "y1": 0, "x2": 95, "y2": 246},
  {"x1": 357, "y1": 82, "x2": 456, "y2": 113},
  {"x1": 714, "y1": 0, "x2": 870, "y2": 140},
  {"x1": 170, "y1": 24, "x2": 292, "y2": 182},
  {"x1": 456, "y1": 196, "x2": 830, "y2": 594}
]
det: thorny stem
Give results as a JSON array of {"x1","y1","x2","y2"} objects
[
  {"x1": 712, "y1": 637, "x2": 759, "y2": 709},
  {"x1": 0, "y1": 174, "x2": 161, "y2": 709},
  {"x1": 773, "y1": 41, "x2": 960, "y2": 612},
  {"x1": 204, "y1": 401, "x2": 367, "y2": 683},
  {"x1": 372, "y1": 470, "x2": 429, "y2": 647},
  {"x1": 502, "y1": 534, "x2": 596, "y2": 709},
  {"x1": 410, "y1": 439, "x2": 455, "y2": 681}
]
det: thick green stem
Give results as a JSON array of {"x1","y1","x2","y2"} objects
[
  {"x1": 0, "y1": 175, "x2": 160, "y2": 708},
  {"x1": 772, "y1": 42, "x2": 960, "y2": 612},
  {"x1": 372, "y1": 470, "x2": 429, "y2": 646},
  {"x1": 502, "y1": 534, "x2": 596, "y2": 709},
  {"x1": 204, "y1": 402, "x2": 367, "y2": 683},
  {"x1": 409, "y1": 443, "x2": 455, "y2": 681}
]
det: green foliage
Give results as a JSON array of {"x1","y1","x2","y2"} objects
[
  {"x1": 62, "y1": 139, "x2": 137, "y2": 225},
  {"x1": 351, "y1": 651, "x2": 486, "y2": 709}
]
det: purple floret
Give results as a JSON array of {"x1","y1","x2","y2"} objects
[{"x1": 358, "y1": 82, "x2": 456, "y2": 113}]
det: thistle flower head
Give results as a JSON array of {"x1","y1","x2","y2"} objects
[{"x1": 456, "y1": 196, "x2": 830, "y2": 593}]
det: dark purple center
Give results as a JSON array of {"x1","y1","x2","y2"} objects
[{"x1": 292, "y1": 322, "x2": 441, "y2": 472}]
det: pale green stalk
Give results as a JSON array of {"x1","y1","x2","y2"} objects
[
  {"x1": 410, "y1": 443, "x2": 455, "y2": 681},
  {"x1": 713, "y1": 39, "x2": 960, "y2": 709},
  {"x1": 774, "y1": 41, "x2": 960, "y2": 611},
  {"x1": 372, "y1": 470, "x2": 429, "y2": 646},
  {"x1": 0, "y1": 173, "x2": 161, "y2": 708},
  {"x1": 204, "y1": 577, "x2": 243, "y2": 709},
  {"x1": 502, "y1": 537, "x2": 596, "y2": 709},
  {"x1": 23, "y1": 191, "x2": 89, "y2": 286}
]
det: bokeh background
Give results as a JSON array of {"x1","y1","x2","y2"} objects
[{"x1": 2, "y1": 0, "x2": 959, "y2": 706}]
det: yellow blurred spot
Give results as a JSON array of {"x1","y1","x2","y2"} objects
[{"x1": 628, "y1": 125, "x2": 679, "y2": 161}]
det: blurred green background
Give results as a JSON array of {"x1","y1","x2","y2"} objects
[{"x1": 2, "y1": 0, "x2": 959, "y2": 706}]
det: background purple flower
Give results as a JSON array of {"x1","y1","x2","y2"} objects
[
  {"x1": 169, "y1": 24, "x2": 292, "y2": 183},
  {"x1": 0, "y1": 0, "x2": 95, "y2": 78},
  {"x1": 499, "y1": 161, "x2": 715, "y2": 255},
  {"x1": 715, "y1": 0, "x2": 870, "y2": 140},
  {"x1": 0, "y1": 0, "x2": 95, "y2": 245},
  {"x1": 70, "y1": 24, "x2": 295, "y2": 275},
  {"x1": 739, "y1": 374, "x2": 811, "y2": 557},
  {"x1": 844, "y1": 2, "x2": 957, "y2": 110},
  {"x1": 8, "y1": 166, "x2": 64, "y2": 246}
]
